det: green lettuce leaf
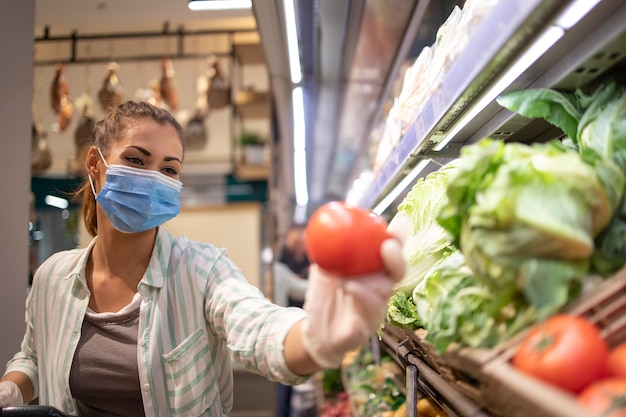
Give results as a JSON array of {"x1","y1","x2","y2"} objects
[
  {"x1": 386, "y1": 292, "x2": 420, "y2": 329},
  {"x1": 497, "y1": 88, "x2": 582, "y2": 141},
  {"x1": 392, "y1": 161, "x2": 458, "y2": 295},
  {"x1": 498, "y1": 83, "x2": 626, "y2": 270},
  {"x1": 413, "y1": 251, "x2": 537, "y2": 353},
  {"x1": 438, "y1": 138, "x2": 613, "y2": 315}
]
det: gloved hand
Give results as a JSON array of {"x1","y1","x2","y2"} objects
[
  {"x1": 301, "y1": 237, "x2": 406, "y2": 368},
  {"x1": 0, "y1": 380, "x2": 24, "y2": 407}
]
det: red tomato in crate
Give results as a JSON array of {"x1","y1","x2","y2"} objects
[
  {"x1": 512, "y1": 314, "x2": 610, "y2": 393},
  {"x1": 609, "y1": 343, "x2": 626, "y2": 378},
  {"x1": 305, "y1": 201, "x2": 392, "y2": 277},
  {"x1": 578, "y1": 378, "x2": 626, "y2": 417}
]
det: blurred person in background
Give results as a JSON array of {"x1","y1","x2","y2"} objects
[
  {"x1": 277, "y1": 224, "x2": 310, "y2": 308},
  {"x1": 274, "y1": 224, "x2": 312, "y2": 417}
]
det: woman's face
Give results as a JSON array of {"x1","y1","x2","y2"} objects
[{"x1": 101, "y1": 119, "x2": 184, "y2": 179}]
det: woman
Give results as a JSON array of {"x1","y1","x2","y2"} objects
[{"x1": 0, "y1": 101, "x2": 405, "y2": 416}]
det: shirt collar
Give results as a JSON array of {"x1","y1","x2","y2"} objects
[
  {"x1": 62, "y1": 235, "x2": 97, "y2": 286},
  {"x1": 139, "y1": 226, "x2": 174, "y2": 289},
  {"x1": 63, "y1": 227, "x2": 174, "y2": 290}
]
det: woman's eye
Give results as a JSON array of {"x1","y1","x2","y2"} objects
[
  {"x1": 163, "y1": 167, "x2": 179, "y2": 176},
  {"x1": 125, "y1": 156, "x2": 144, "y2": 166}
]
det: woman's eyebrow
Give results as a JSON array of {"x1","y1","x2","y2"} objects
[
  {"x1": 128, "y1": 145, "x2": 151, "y2": 156},
  {"x1": 128, "y1": 145, "x2": 182, "y2": 163},
  {"x1": 164, "y1": 156, "x2": 182, "y2": 163}
]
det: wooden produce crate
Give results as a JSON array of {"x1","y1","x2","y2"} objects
[
  {"x1": 479, "y1": 266, "x2": 626, "y2": 417},
  {"x1": 395, "y1": 319, "x2": 528, "y2": 409},
  {"x1": 402, "y1": 327, "x2": 504, "y2": 409}
]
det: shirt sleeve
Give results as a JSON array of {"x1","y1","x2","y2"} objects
[
  {"x1": 205, "y1": 252, "x2": 310, "y2": 385},
  {"x1": 4, "y1": 269, "x2": 42, "y2": 398}
]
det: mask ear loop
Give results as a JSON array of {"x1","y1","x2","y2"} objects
[
  {"x1": 88, "y1": 175, "x2": 98, "y2": 198},
  {"x1": 96, "y1": 147, "x2": 110, "y2": 168},
  {"x1": 88, "y1": 147, "x2": 109, "y2": 197}
]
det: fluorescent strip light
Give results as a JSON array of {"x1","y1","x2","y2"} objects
[
  {"x1": 294, "y1": 204, "x2": 308, "y2": 224},
  {"x1": 294, "y1": 148, "x2": 308, "y2": 206},
  {"x1": 45, "y1": 195, "x2": 69, "y2": 210},
  {"x1": 283, "y1": 0, "x2": 302, "y2": 84},
  {"x1": 372, "y1": 159, "x2": 431, "y2": 215},
  {"x1": 433, "y1": 25, "x2": 564, "y2": 151},
  {"x1": 292, "y1": 86, "x2": 308, "y2": 206},
  {"x1": 555, "y1": 0, "x2": 602, "y2": 30},
  {"x1": 188, "y1": 0, "x2": 252, "y2": 11}
]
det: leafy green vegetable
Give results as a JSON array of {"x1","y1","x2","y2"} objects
[
  {"x1": 321, "y1": 368, "x2": 344, "y2": 395},
  {"x1": 497, "y1": 88, "x2": 582, "y2": 141},
  {"x1": 413, "y1": 251, "x2": 537, "y2": 353},
  {"x1": 392, "y1": 162, "x2": 458, "y2": 295},
  {"x1": 439, "y1": 138, "x2": 611, "y2": 316},
  {"x1": 576, "y1": 82, "x2": 623, "y2": 147},
  {"x1": 386, "y1": 292, "x2": 420, "y2": 329},
  {"x1": 497, "y1": 83, "x2": 626, "y2": 270}
]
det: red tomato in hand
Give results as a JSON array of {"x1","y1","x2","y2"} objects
[
  {"x1": 609, "y1": 343, "x2": 626, "y2": 378},
  {"x1": 305, "y1": 201, "x2": 392, "y2": 277},
  {"x1": 578, "y1": 378, "x2": 626, "y2": 417},
  {"x1": 512, "y1": 314, "x2": 609, "y2": 393}
]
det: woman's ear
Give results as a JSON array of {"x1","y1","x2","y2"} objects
[{"x1": 85, "y1": 146, "x2": 99, "y2": 176}]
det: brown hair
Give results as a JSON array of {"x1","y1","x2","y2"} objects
[{"x1": 74, "y1": 100, "x2": 185, "y2": 237}]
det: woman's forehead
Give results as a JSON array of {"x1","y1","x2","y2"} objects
[{"x1": 115, "y1": 121, "x2": 184, "y2": 155}]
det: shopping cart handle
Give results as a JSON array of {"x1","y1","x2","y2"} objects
[{"x1": 1, "y1": 406, "x2": 75, "y2": 416}]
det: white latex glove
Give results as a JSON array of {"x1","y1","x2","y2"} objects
[
  {"x1": 387, "y1": 211, "x2": 413, "y2": 245},
  {"x1": 0, "y1": 381, "x2": 24, "y2": 407},
  {"x1": 301, "y1": 237, "x2": 406, "y2": 368}
]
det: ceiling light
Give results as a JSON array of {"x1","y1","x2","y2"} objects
[
  {"x1": 188, "y1": 0, "x2": 252, "y2": 11},
  {"x1": 283, "y1": 0, "x2": 302, "y2": 84},
  {"x1": 292, "y1": 86, "x2": 308, "y2": 207}
]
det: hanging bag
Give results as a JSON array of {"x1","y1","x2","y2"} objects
[
  {"x1": 31, "y1": 122, "x2": 52, "y2": 176},
  {"x1": 206, "y1": 58, "x2": 231, "y2": 109}
]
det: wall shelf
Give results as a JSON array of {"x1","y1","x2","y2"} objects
[{"x1": 234, "y1": 43, "x2": 265, "y2": 65}]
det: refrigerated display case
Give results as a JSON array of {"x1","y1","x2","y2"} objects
[{"x1": 349, "y1": 0, "x2": 626, "y2": 416}]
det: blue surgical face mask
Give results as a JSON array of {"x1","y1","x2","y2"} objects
[{"x1": 89, "y1": 148, "x2": 183, "y2": 233}]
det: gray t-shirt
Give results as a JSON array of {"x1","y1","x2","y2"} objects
[{"x1": 69, "y1": 294, "x2": 144, "y2": 416}]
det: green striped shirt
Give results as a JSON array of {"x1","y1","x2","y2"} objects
[{"x1": 5, "y1": 227, "x2": 308, "y2": 416}]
